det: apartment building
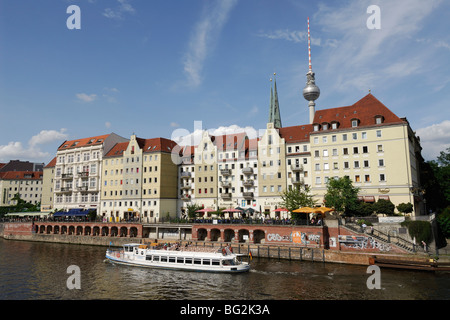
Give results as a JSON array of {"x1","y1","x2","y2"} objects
[
  {"x1": 193, "y1": 131, "x2": 218, "y2": 211},
  {"x1": 0, "y1": 160, "x2": 44, "y2": 207},
  {"x1": 100, "y1": 134, "x2": 179, "y2": 222},
  {"x1": 0, "y1": 170, "x2": 43, "y2": 206},
  {"x1": 41, "y1": 157, "x2": 56, "y2": 213},
  {"x1": 309, "y1": 93, "x2": 423, "y2": 213},
  {"x1": 52, "y1": 133, "x2": 127, "y2": 212}
]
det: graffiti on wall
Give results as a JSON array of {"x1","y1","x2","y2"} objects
[
  {"x1": 292, "y1": 231, "x2": 320, "y2": 245},
  {"x1": 338, "y1": 235, "x2": 391, "y2": 252},
  {"x1": 267, "y1": 233, "x2": 292, "y2": 242}
]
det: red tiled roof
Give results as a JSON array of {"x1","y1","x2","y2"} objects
[
  {"x1": 105, "y1": 137, "x2": 179, "y2": 158},
  {"x1": 138, "y1": 137, "x2": 179, "y2": 154},
  {"x1": 104, "y1": 142, "x2": 129, "y2": 158},
  {"x1": 44, "y1": 157, "x2": 57, "y2": 168},
  {"x1": 279, "y1": 124, "x2": 313, "y2": 143},
  {"x1": 0, "y1": 171, "x2": 43, "y2": 180},
  {"x1": 312, "y1": 94, "x2": 404, "y2": 131},
  {"x1": 213, "y1": 132, "x2": 247, "y2": 151},
  {"x1": 57, "y1": 134, "x2": 110, "y2": 151}
]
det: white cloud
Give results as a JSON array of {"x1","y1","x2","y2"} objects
[
  {"x1": 28, "y1": 129, "x2": 68, "y2": 147},
  {"x1": 416, "y1": 120, "x2": 450, "y2": 161},
  {"x1": 76, "y1": 93, "x2": 97, "y2": 103},
  {"x1": 0, "y1": 129, "x2": 69, "y2": 162},
  {"x1": 105, "y1": 122, "x2": 112, "y2": 128},
  {"x1": 103, "y1": 0, "x2": 135, "y2": 20},
  {"x1": 171, "y1": 124, "x2": 260, "y2": 146},
  {"x1": 313, "y1": 0, "x2": 442, "y2": 92},
  {"x1": 183, "y1": 0, "x2": 238, "y2": 87},
  {"x1": 257, "y1": 29, "x2": 337, "y2": 47}
]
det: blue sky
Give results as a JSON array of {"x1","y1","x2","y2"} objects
[{"x1": 0, "y1": 0, "x2": 449, "y2": 165}]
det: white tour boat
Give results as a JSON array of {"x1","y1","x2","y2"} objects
[{"x1": 105, "y1": 242, "x2": 250, "y2": 273}]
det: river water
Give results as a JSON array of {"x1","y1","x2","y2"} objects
[{"x1": 1, "y1": 238, "x2": 449, "y2": 301}]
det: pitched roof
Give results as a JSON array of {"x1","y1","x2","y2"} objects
[
  {"x1": 104, "y1": 137, "x2": 179, "y2": 158},
  {"x1": 104, "y1": 141, "x2": 129, "y2": 158},
  {"x1": 312, "y1": 94, "x2": 404, "y2": 131},
  {"x1": 0, "y1": 171, "x2": 43, "y2": 180},
  {"x1": 279, "y1": 124, "x2": 313, "y2": 143},
  {"x1": 213, "y1": 132, "x2": 247, "y2": 151},
  {"x1": 138, "y1": 137, "x2": 179, "y2": 154},
  {"x1": 57, "y1": 134, "x2": 110, "y2": 151},
  {"x1": 44, "y1": 157, "x2": 57, "y2": 168}
]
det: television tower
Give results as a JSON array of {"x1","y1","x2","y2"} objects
[{"x1": 302, "y1": 17, "x2": 320, "y2": 124}]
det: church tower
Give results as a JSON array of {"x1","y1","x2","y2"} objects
[
  {"x1": 302, "y1": 17, "x2": 320, "y2": 124},
  {"x1": 268, "y1": 73, "x2": 282, "y2": 128}
]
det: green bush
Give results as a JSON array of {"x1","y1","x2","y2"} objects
[
  {"x1": 401, "y1": 220, "x2": 432, "y2": 244},
  {"x1": 436, "y1": 206, "x2": 450, "y2": 238}
]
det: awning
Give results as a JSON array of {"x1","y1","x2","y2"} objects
[
  {"x1": 364, "y1": 196, "x2": 375, "y2": 203},
  {"x1": 53, "y1": 209, "x2": 91, "y2": 217},
  {"x1": 5, "y1": 212, "x2": 48, "y2": 217},
  {"x1": 378, "y1": 195, "x2": 390, "y2": 201}
]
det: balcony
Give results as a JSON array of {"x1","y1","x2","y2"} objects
[
  {"x1": 243, "y1": 179, "x2": 254, "y2": 187},
  {"x1": 79, "y1": 171, "x2": 89, "y2": 178},
  {"x1": 243, "y1": 192, "x2": 254, "y2": 199},
  {"x1": 220, "y1": 169, "x2": 231, "y2": 176},
  {"x1": 77, "y1": 186, "x2": 88, "y2": 191},
  {"x1": 62, "y1": 173, "x2": 73, "y2": 180},
  {"x1": 221, "y1": 192, "x2": 232, "y2": 199},
  {"x1": 242, "y1": 167, "x2": 253, "y2": 175},
  {"x1": 180, "y1": 183, "x2": 192, "y2": 190},
  {"x1": 221, "y1": 180, "x2": 231, "y2": 188},
  {"x1": 291, "y1": 163, "x2": 304, "y2": 171},
  {"x1": 291, "y1": 177, "x2": 304, "y2": 185},
  {"x1": 181, "y1": 194, "x2": 191, "y2": 201},
  {"x1": 60, "y1": 187, "x2": 72, "y2": 193},
  {"x1": 180, "y1": 172, "x2": 192, "y2": 179}
]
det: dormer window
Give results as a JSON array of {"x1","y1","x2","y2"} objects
[
  {"x1": 313, "y1": 124, "x2": 320, "y2": 132},
  {"x1": 331, "y1": 122, "x2": 339, "y2": 130},
  {"x1": 375, "y1": 115, "x2": 384, "y2": 124},
  {"x1": 351, "y1": 119, "x2": 359, "y2": 128},
  {"x1": 322, "y1": 123, "x2": 328, "y2": 130}
]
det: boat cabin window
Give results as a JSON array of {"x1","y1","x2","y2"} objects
[
  {"x1": 161, "y1": 256, "x2": 167, "y2": 262},
  {"x1": 212, "y1": 260, "x2": 220, "y2": 266},
  {"x1": 194, "y1": 258, "x2": 202, "y2": 265},
  {"x1": 177, "y1": 257, "x2": 184, "y2": 264},
  {"x1": 185, "y1": 258, "x2": 192, "y2": 264},
  {"x1": 153, "y1": 256, "x2": 160, "y2": 262},
  {"x1": 146, "y1": 255, "x2": 152, "y2": 261},
  {"x1": 169, "y1": 257, "x2": 176, "y2": 263},
  {"x1": 203, "y1": 259, "x2": 211, "y2": 265},
  {"x1": 222, "y1": 259, "x2": 235, "y2": 266}
]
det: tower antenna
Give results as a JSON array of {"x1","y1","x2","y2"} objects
[
  {"x1": 308, "y1": 17, "x2": 312, "y2": 71},
  {"x1": 302, "y1": 17, "x2": 320, "y2": 124}
]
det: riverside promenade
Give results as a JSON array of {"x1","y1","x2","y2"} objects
[{"x1": 3, "y1": 219, "x2": 447, "y2": 268}]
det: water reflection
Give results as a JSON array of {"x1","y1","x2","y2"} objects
[{"x1": 0, "y1": 239, "x2": 449, "y2": 300}]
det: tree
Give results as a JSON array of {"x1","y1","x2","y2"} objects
[
  {"x1": 437, "y1": 206, "x2": 450, "y2": 239},
  {"x1": 186, "y1": 203, "x2": 202, "y2": 219},
  {"x1": 324, "y1": 177, "x2": 360, "y2": 215},
  {"x1": 373, "y1": 199, "x2": 395, "y2": 216},
  {"x1": 279, "y1": 186, "x2": 316, "y2": 220},
  {"x1": 396, "y1": 202, "x2": 414, "y2": 215}
]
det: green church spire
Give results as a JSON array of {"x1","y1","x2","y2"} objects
[{"x1": 268, "y1": 73, "x2": 282, "y2": 128}]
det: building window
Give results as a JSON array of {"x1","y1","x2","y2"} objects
[
  {"x1": 362, "y1": 132, "x2": 367, "y2": 139},
  {"x1": 351, "y1": 119, "x2": 359, "y2": 127},
  {"x1": 378, "y1": 159, "x2": 384, "y2": 167},
  {"x1": 377, "y1": 145, "x2": 383, "y2": 152},
  {"x1": 343, "y1": 148, "x2": 348, "y2": 155},
  {"x1": 376, "y1": 130, "x2": 382, "y2": 138},
  {"x1": 342, "y1": 134, "x2": 347, "y2": 141},
  {"x1": 363, "y1": 146, "x2": 369, "y2": 153},
  {"x1": 379, "y1": 174, "x2": 386, "y2": 182},
  {"x1": 355, "y1": 175, "x2": 360, "y2": 182}
]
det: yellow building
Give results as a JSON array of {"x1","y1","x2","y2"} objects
[
  {"x1": 309, "y1": 93, "x2": 423, "y2": 214},
  {"x1": 100, "y1": 134, "x2": 179, "y2": 222}
]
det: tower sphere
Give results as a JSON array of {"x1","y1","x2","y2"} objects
[{"x1": 303, "y1": 77, "x2": 320, "y2": 101}]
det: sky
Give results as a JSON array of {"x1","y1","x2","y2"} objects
[{"x1": 0, "y1": 0, "x2": 449, "y2": 165}]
